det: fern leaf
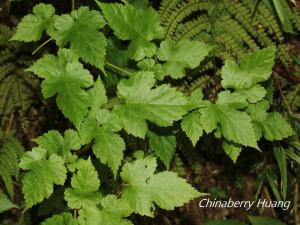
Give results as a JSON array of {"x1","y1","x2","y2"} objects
[{"x1": 0, "y1": 132, "x2": 24, "y2": 198}]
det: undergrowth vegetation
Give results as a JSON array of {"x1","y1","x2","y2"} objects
[{"x1": 0, "y1": 0, "x2": 299, "y2": 225}]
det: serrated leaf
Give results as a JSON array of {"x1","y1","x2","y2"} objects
[
  {"x1": 181, "y1": 111, "x2": 203, "y2": 146},
  {"x1": 221, "y1": 47, "x2": 276, "y2": 89},
  {"x1": 78, "y1": 195, "x2": 133, "y2": 225},
  {"x1": 27, "y1": 48, "x2": 94, "y2": 127},
  {"x1": 77, "y1": 78, "x2": 125, "y2": 176},
  {"x1": 99, "y1": 3, "x2": 164, "y2": 60},
  {"x1": 11, "y1": 4, "x2": 55, "y2": 42},
  {"x1": 42, "y1": 212, "x2": 78, "y2": 225},
  {"x1": 34, "y1": 129, "x2": 81, "y2": 163},
  {"x1": 65, "y1": 159, "x2": 101, "y2": 209},
  {"x1": 0, "y1": 192, "x2": 18, "y2": 213},
  {"x1": 79, "y1": 79, "x2": 110, "y2": 145},
  {"x1": 137, "y1": 59, "x2": 165, "y2": 80},
  {"x1": 121, "y1": 157, "x2": 202, "y2": 217},
  {"x1": 199, "y1": 91, "x2": 258, "y2": 149},
  {"x1": 79, "y1": 115, "x2": 124, "y2": 176},
  {"x1": 235, "y1": 84, "x2": 266, "y2": 103},
  {"x1": 188, "y1": 88, "x2": 208, "y2": 109},
  {"x1": 19, "y1": 148, "x2": 67, "y2": 209},
  {"x1": 115, "y1": 71, "x2": 189, "y2": 137},
  {"x1": 88, "y1": 79, "x2": 108, "y2": 116},
  {"x1": 53, "y1": 7, "x2": 107, "y2": 71},
  {"x1": 247, "y1": 100, "x2": 294, "y2": 141},
  {"x1": 223, "y1": 141, "x2": 242, "y2": 163},
  {"x1": 157, "y1": 39, "x2": 212, "y2": 79},
  {"x1": 147, "y1": 131, "x2": 176, "y2": 169},
  {"x1": 92, "y1": 129, "x2": 125, "y2": 176}
]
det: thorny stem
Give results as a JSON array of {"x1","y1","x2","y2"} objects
[{"x1": 32, "y1": 37, "x2": 54, "y2": 55}]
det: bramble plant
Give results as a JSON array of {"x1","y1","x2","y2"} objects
[{"x1": 11, "y1": 1, "x2": 295, "y2": 224}]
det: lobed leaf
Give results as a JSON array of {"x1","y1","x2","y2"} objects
[
  {"x1": 121, "y1": 157, "x2": 202, "y2": 217},
  {"x1": 19, "y1": 148, "x2": 67, "y2": 209},
  {"x1": 99, "y1": 2, "x2": 164, "y2": 60}
]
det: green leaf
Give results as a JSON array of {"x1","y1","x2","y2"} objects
[
  {"x1": 78, "y1": 195, "x2": 133, "y2": 225},
  {"x1": 235, "y1": 84, "x2": 266, "y2": 103},
  {"x1": 77, "y1": 77, "x2": 124, "y2": 176},
  {"x1": 137, "y1": 58, "x2": 165, "y2": 80},
  {"x1": 42, "y1": 212, "x2": 78, "y2": 225},
  {"x1": 248, "y1": 216, "x2": 286, "y2": 225},
  {"x1": 11, "y1": 4, "x2": 55, "y2": 42},
  {"x1": 65, "y1": 159, "x2": 101, "y2": 209},
  {"x1": 27, "y1": 48, "x2": 94, "y2": 127},
  {"x1": 80, "y1": 114, "x2": 124, "y2": 176},
  {"x1": 128, "y1": 0, "x2": 149, "y2": 9},
  {"x1": 121, "y1": 157, "x2": 202, "y2": 217},
  {"x1": 19, "y1": 148, "x2": 67, "y2": 209},
  {"x1": 247, "y1": 100, "x2": 294, "y2": 141},
  {"x1": 0, "y1": 192, "x2": 18, "y2": 213},
  {"x1": 92, "y1": 129, "x2": 125, "y2": 177},
  {"x1": 273, "y1": 147, "x2": 287, "y2": 200},
  {"x1": 147, "y1": 131, "x2": 176, "y2": 169},
  {"x1": 79, "y1": 79, "x2": 110, "y2": 145},
  {"x1": 188, "y1": 88, "x2": 209, "y2": 109},
  {"x1": 181, "y1": 111, "x2": 203, "y2": 146},
  {"x1": 34, "y1": 129, "x2": 81, "y2": 163},
  {"x1": 223, "y1": 141, "x2": 242, "y2": 163},
  {"x1": 88, "y1": 79, "x2": 108, "y2": 116},
  {"x1": 272, "y1": 0, "x2": 294, "y2": 33},
  {"x1": 221, "y1": 47, "x2": 276, "y2": 90},
  {"x1": 115, "y1": 71, "x2": 189, "y2": 137},
  {"x1": 53, "y1": 7, "x2": 107, "y2": 71},
  {"x1": 157, "y1": 39, "x2": 212, "y2": 79},
  {"x1": 199, "y1": 91, "x2": 258, "y2": 149},
  {"x1": 99, "y1": 3, "x2": 164, "y2": 60},
  {"x1": 202, "y1": 220, "x2": 247, "y2": 225},
  {"x1": 265, "y1": 169, "x2": 283, "y2": 202}
]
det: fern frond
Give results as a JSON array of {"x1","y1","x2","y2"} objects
[
  {"x1": 0, "y1": 25, "x2": 39, "y2": 131},
  {"x1": 242, "y1": 0, "x2": 284, "y2": 41},
  {"x1": 171, "y1": 152, "x2": 186, "y2": 177},
  {"x1": 285, "y1": 83, "x2": 300, "y2": 112},
  {"x1": 291, "y1": 8, "x2": 300, "y2": 31},
  {"x1": 160, "y1": 0, "x2": 214, "y2": 38},
  {"x1": 174, "y1": 15, "x2": 212, "y2": 41},
  {"x1": 277, "y1": 44, "x2": 293, "y2": 67},
  {"x1": 0, "y1": 132, "x2": 24, "y2": 199},
  {"x1": 177, "y1": 133, "x2": 202, "y2": 183},
  {"x1": 0, "y1": 49, "x2": 14, "y2": 64}
]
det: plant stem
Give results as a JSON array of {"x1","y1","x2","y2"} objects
[
  {"x1": 4, "y1": 113, "x2": 14, "y2": 135},
  {"x1": 105, "y1": 61, "x2": 132, "y2": 77},
  {"x1": 294, "y1": 182, "x2": 299, "y2": 224},
  {"x1": 32, "y1": 37, "x2": 54, "y2": 55},
  {"x1": 72, "y1": 0, "x2": 75, "y2": 10}
]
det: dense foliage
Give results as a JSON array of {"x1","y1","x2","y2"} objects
[{"x1": 0, "y1": 0, "x2": 300, "y2": 225}]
